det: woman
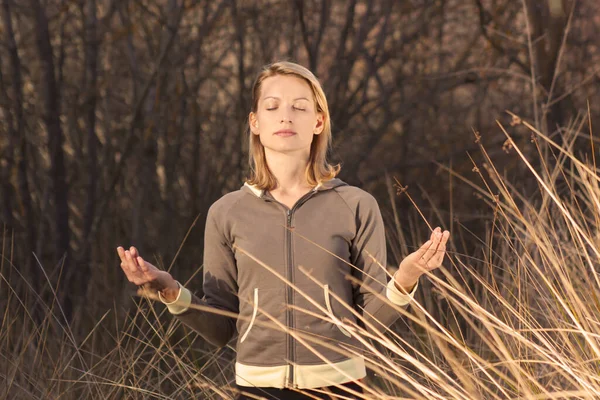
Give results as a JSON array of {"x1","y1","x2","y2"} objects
[{"x1": 117, "y1": 61, "x2": 450, "y2": 399}]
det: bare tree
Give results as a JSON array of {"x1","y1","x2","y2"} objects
[
  {"x1": 29, "y1": 0, "x2": 71, "y2": 312},
  {"x1": 525, "y1": 0, "x2": 575, "y2": 133},
  {"x1": 1, "y1": 0, "x2": 37, "y2": 284},
  {"x1": 1, "y1": 0, "x2": 598, "y2": 331}
]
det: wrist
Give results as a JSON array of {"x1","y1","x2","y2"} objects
[
  {"x1": 159, "y1": 280, "x2": 181, "y2": 303},
  {"x1": 394, "y1": 270, "x2": 420, "y2": 293}
]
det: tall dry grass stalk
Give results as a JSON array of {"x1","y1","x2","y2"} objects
[{"x1": 2, "y1": 113, "x2": 600, "y2": 399}]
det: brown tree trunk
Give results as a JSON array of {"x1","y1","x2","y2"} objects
[
  {"x1": 526, "y1": 0, "x2": 575, "y2": 134},
  {"x1": 73, "y1": 0, "x2": 100, "y2": 322},
  {"x1": 295, "y1": 0, "x2": 331, "y2": 72},
  {"x1": 83, "y1": 0, "x2": 98, "y2": 246},
  {"x1": 0, "y1": 51, "x2": 15, "y2": 231},
  {"x1": 29, "y1": 0, "x2": 72, "y2": 317},
  {"x1": 3, "y1": 0, "x2": 38, "y2": 291}
]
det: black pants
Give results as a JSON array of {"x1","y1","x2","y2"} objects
[{"x1": 235, "y1": 381, "x2": 364, "y2": 399}]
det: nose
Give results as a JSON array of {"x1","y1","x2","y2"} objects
[{"x1": 280, "y1": 107, "x2": 292, "y2": 124}]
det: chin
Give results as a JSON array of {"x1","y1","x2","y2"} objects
[{"x1": 263, "y1": 143, "x2": 311, "y2": 155}]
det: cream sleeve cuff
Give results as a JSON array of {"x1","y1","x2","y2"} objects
[
  {"x1": 386, "y1": 272, "x2": 419, "y2": 306},
  {"x1": 157, "y1": 281, "x2": 192, "y2": 315}
]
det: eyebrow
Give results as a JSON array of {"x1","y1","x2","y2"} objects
[{"x1": 262, "y1": 96, "x2": 310, "y2": 101}]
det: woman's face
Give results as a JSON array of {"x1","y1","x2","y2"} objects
[{"x1": 249, "y1": 74, "x2": 324, "y2": 157}]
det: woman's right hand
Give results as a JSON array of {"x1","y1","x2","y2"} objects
[{"x1": 117, "y1": 246, "x2": 180, "y2": 302}]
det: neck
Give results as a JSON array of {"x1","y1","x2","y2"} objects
[{"x1": 264, "y1": 148, "x2": 312, "y2": 193}]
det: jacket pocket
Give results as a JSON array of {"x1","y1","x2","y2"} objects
[
  {"x1": 240, "y1": 288, "x2": 259, "y2": 343},
  {"x1": 323, "y1": 284, "x2": 352, "y2": 337}
]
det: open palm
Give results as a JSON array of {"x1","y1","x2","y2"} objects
[
  {"x1": 117, "y1": 246, "x2": 177, "y2": 294},
  {"x1": 400, "y1": 227, "x2": 450, "y2": 279}
]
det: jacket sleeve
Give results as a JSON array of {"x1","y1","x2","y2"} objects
[
  {"x1": 350, "y1": 193, "x2": 418, "y2": 334},
  {"x1": 159, "y1": 204, "x2": 239, "y2": 348}
]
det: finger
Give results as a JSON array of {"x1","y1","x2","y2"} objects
[
  {"x1": 414, "y1": 239, "x2": 433, "y2": 259},
  {"x1": 117, "y1": 246, "x2": 127, "y2": 263},
  {"x1": 120, "y1": 262, "x2": 146, "y2": 285},
  {"x1": 431, "y1": 242, "x2": 447, "y2": 265},
  {"x1": 137, "y1": 255, "x2": 149, "y2": 273},
  {"x1": 118, "y1": 247, "x2": 138, "y2": 275},
  {"x1": 441, "y1": 230, "x2": 450, "y2": 245},
  {"x1": 119, "y1": 261, "x2": 135, "y2": 281},
  {"x1": 125, "y1": 250, "x2": 139, "y2": 273},
  {"x1": 422, "y1": 231, "x2": 443, "y2": 263},
  {"x1": 429, "y1": 232, "x2": 449, "y2": 264},
  {"x1": 433, "y1": 229, "x2": 445, "y2": 250},
  {"x1": 432, "y1": 231, "x2": 449, "y2": 258},
  {"x1": 130, "y1": 249, "x2": 142, "y2": 269},
  {"x1": 424, "y1": 227, "x2": 442, "y2": 251},
  {"x1": 430, "y1": 227, "x2": 441, "y2": 239},
  {"x1": 421, "y1": 245, "x2": 437, "y2": 265},
  {"x1": 131, "y1": 247, "x2": 147, "y2": 274}
]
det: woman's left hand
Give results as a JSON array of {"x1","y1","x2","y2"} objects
[{"x1": 394, "y1": 227, "x2": 450, "y2": 292}]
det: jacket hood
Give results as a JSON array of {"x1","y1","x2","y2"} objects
[{"x1": 241, "y1": 178, "x2": 348, "y2": 198}]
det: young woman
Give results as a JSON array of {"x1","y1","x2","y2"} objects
[{"x1": 117, "y1": 61, "x2": 450, "y2": 399}]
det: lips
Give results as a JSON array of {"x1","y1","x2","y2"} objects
[{"x1": 274, "y1": 130, "x2": 296, "y2": 137}]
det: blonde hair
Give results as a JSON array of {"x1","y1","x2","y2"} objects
[{"x1": 245, "y1": 61, "x2": 340, "y2": 190}]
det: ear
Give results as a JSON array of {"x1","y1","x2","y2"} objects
[
  {"x1": 313, "y1": 112, "x2": 325, "y2": 135},
  {"x1": 249, "y1": 112, "x2": 260, "y2": 135}
]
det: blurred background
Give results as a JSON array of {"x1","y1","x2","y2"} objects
[{"x1": 1, "y1": 0, "x2": 600, "y2": 398}]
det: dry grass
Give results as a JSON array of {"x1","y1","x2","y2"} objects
[{"x1": 2, "y1": 114, "x2": 600, "y2": 399}]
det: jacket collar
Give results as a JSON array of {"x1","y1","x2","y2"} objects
[{"x1": 242, "y1": 178, "x2": 347, "y2": 198}]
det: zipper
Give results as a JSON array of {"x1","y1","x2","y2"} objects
[
  {"x1": 264, "y1": 188, "x2": 318, "y2": 389},
  {"x1": 286, "y1": 208, "x2": 294, "y2": 388}
]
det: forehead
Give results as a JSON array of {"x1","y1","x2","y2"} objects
[{"x1": 260, "y1": 74, "x2": 314, "y2": 101}]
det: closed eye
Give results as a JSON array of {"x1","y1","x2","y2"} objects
[{"x1": 266, "y1": 106, "x2": 305, "y2": 111}]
